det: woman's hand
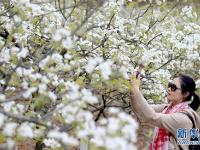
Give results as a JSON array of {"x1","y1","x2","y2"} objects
[{"x1": 130, "y1": 76, "x2": 140, "y2": 89}]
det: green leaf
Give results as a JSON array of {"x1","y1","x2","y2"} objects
[
  {"x1": 32, "y1": 95, "x2": 51, "y2": 111},
  {"x1": 0, "y1": 134, "x2": 6, "y2": 143},
  {"x1": 9, "y1": 73, "x2": 21, "y2": 87},
  {"x1": 75, "y1": 76, "x2": 86, "y2": 87}
]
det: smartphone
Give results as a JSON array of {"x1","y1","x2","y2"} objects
[{"x1": 135, "y1": 63, "x2": 144, "y2": 79}]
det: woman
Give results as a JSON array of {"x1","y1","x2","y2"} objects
[{"x1": 130, "y1": 74, "x2": 200, "y2": 150}]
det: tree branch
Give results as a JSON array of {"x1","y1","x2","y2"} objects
[{"x1": 0, "y1": 109, "x2": 52, "y2": 130}]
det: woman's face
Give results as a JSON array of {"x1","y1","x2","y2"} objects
[{"x1": 166, "y1": 77, "x2": 185, "y2": 105}]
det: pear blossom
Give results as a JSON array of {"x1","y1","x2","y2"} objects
[
  {"x1": 48, "y1": 91, "x2": 57, "y2": 102},
  {"x1": 0, "y1": 48, "x2": 10, "y2": 63},
  {"x1": 81, "y1": 89, "x2": 98, "y2": 104},
  {"x1": 44, "y1": 138, "x2": 61, "y2": 148},
  {"x1": 7, "y1": 138, "x2": 15, "y2": 150},
  {"x1": 23, "y1": 87, "x2": 37, "y2": 98},
  {"x1": 64, "y1": 53, "x2": 72, "y2": 59},
  {"x1": 18, "y1": 123, "x2": 34, "y2": 138},
  {"x1": 85, "y1": 57, "x2": 103, "y2": 73},
  {"x1": 3, "y1": 123, "x2": 18, "y2": 136},
  {"x1": 62, "y1": 38, "x2": 73, "y2": 49},
  {"x1": 48, "y1": 130, "x2": 79, "y2": 146},
  {"x1": 0, "y1": 94, "x2": 6, "y2": 101},
  {"x1": 98, "y1": 60, "x2": 113, "y2": 80}
]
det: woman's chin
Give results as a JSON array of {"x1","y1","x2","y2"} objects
[
  {"x1": 167, "y1": 96, "x2": 170, "y2": 101},
  {"x1": 167, "y1": 98, "x2": 172, "y2": 103}
]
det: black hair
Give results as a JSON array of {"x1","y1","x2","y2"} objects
[{"x1": 179, "y1": 75, "x2": 200, "y2": 111}]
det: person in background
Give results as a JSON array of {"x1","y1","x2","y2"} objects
[{"x1": 130, "y1": 74, "x2": 200, "y2": 150}]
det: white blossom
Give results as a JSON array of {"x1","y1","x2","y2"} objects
[
  {"x1": 38, "y1": 83, "x2": 47, "y2": 93},
  {"x1": 48, "y1": 91, "x2": 57, "y2": 102},
  {"x1": 0, "y1": 94, "x2": 6, "y2": 101},
  {"x1": 181, "y1": 6, "x2": 194, "y2": 18},
  {"x1": 3, "y1": 102, "x2": 15, "y2": 112},
  {"x1": 7, "y1": 138, "x2": 15, "y2": 150},
  {"x1": 17, "y1": 48, "x2": 28, "y2": 58},
  {"x1": 13, "y1": 15, "x2": 22, "y2": 23},
  {"x1": 16, "y1": 104, "x2": 25, "y2": 114},
  {"x1": 98, "y1": 60, "x2": 113, "y2": 80},
  {"x1": 52, "y1": 53, "x2": 62, "y2": 61},
  {"x1": 41, "y1": 76, "x2": 50, "y2": 84},
  {"x1": 53, "y1": 28, "x2": 71, "y2": 42},
  {"x1": 85, "y1": 57, "x2": 103, "y2": 73},
  {"x1": 18, "y1": 123, "x2": 34, "y2": 138},
  {"x1": 11, "y1": 47, "x2": 20, "y2": 54},
  {"x1": 119, "y1": 66, "x2": 129, "y2": 79},
  {"x1": 81, "y1": 89, "x2": 98, "y2": 104},
  {"x1": 44, "y1": 138, "x2": 61, "y2": 148},
  {"x1": 39, "y1": 56, "x2": 50, "y2": 69},
  {"x1": 23, "y1": 68, "x2": 34, "y2": 76},
  {"x1": 48, "y1": 130, "x2": 78, "y2": 146},
  {"x1": 107, "y1": 117, "x2": 119, "y2": 133},
  {"x1": 22, "y1": 80, "x2": 29, "y2": 89},
  {"x1": 16, "y1": 67, "x2": 23, "y2": 76},
  {"x1": 23, "y1": 87, "x2": 37, "y2": 98},
  {"x1": 3, "y1": 123, "x2": 18, "y2": 136},
  {"x1": 108, "y1": 107, "x2": 120, "y2": 114},
  {"x1": 64, "y1": 53, "x2": 72, "y2": 59},
  {"x1": 196, "y1": 80, "x2": 200, "y2": 88},
  {"x1": 62, "y1": 38, "x2": 73, "y2": 49},
  {"x1": 0, "y1": 48, "x2": 10, "y2": 63}
]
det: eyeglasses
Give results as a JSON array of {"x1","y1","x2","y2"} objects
[{"x1": 168, "y1": 82, "x2": 181, "y2": 92}]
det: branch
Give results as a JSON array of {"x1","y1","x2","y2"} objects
[
  {"x1": 107, "y1": 13, "x2": 115, "y2": 29},
  {"x1": 0, "y1": 28, "x2": 21, "y2": 48},
  {"x1": 146, "y1": 54, "x2": 181, "y2": 75},
  {"x1": 117, "y1": 30, "x2": 139, "y2": 45},
  {"x1": 35, "y1": 4, "x2": 77, "y2": 17},
  {"x1": 0, "y1": 109, "x2": 52, "y2": 130},
  {"x1": 95, "y1": 95, "x2": 106, "y2": 121},
  {"x1": 146, "y1": 33, "x2": 162, "y2": 46},
  {"x1": 85, "y1": 24, "x2": 105, "y2": 32},
  {"x1": 144, "y1": 3, "x2": 178, "y2": 35},
  {"x1": 133, "y1": 4, "x2": 152, "y2": 20},
  {"x1": 64, "y1": 0, "x2": 77, "y2": 22},
  {"x1": 0, "y1": 107, "x2": 74, "y2": 133},
  {"x1": 58, "y1": 0, "x2": 69, "y2": 21},
  {"x1": 0, "y1": 92, "x2": 24, "y2": 103},
  {"x1": 0, "y1": 28, "x2": 9, "y2": 39},
  {"x1": 71, "y1": 3, "x2": 101, "y2": 36}
]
